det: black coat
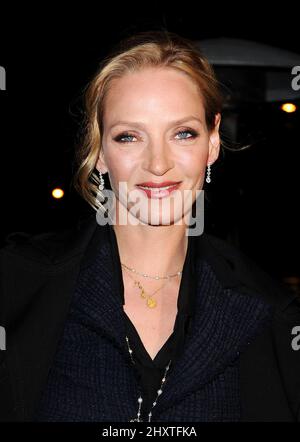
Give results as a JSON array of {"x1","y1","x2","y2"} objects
[{"x1": 0, "y1": 214, "x2": 299, "y2": 422}]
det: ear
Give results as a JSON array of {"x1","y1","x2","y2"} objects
[
  {"x1": 95, "y1": 148, "x2": 109, "y2": 174},
  {"x1": 207, "y1": 113, "x2": 221, "y2": 166}
]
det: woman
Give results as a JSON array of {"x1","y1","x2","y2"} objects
[{"x1": 0, "y1": 31, "x2": 299, "y2": 422}]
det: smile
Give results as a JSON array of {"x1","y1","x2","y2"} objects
[{"x1": 136, "y1": 182, "x2": 181, "y2": 199}]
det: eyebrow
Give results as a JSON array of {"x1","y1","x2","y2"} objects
[{"x1": 109, "y1": 115, "x2": 203, "y2": 131}]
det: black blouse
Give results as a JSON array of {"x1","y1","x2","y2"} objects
[{"x1": 108, "y1": 225, "x2": 198, "y2": 421}]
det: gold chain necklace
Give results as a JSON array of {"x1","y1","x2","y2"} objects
[
  {"x1": 121, "y1": 262, "x2": 182, "y2": 280},
  {"x1": 123, "y1": 265, "x2": 180, "y2": 308}
]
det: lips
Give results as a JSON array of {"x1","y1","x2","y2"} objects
[
  {"x1": 136, "y1": 181, "x2": 182, "y2": 199},
  {"x1": 136, "y1": 181, "x2": 181, "y2": 188}
]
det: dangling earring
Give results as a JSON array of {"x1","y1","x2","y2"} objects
[
  {"x1": 96, "y1": 169, "x2": 106, "y2": 210},
  {"x1": 98, "y1": 169, "x2": 105, "y2": 191},
  {"x1": 206, "y1": 164, "x2": 211, "y2": 183},
  {"x1": 95, "y1": 169, "x2": 111, "y2": 221}
]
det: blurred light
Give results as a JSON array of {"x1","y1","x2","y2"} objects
[
  {"x1": 52, "y1": 188, "x2": 64, "y2": 199},
  {"x1": 281, "y1": 103, "x2": 297, "y2": 113}
]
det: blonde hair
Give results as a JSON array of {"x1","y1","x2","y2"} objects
[{"x1": 72, "y1": 30, "x2": 224, "y2": 212}]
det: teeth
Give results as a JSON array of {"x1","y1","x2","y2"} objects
[{"x1": 139, "y1": 185, "x2": 176, "y2": 190}]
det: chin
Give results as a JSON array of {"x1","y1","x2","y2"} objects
[{"x1": 137, "y1": 207, "x2": 186, "y2": 227}]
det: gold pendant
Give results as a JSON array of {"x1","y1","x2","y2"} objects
[
  {"x1": 134, "y1": 280, "x2": 157, "y2": 308},
  {"x1": 147, "y1": 297, "x2": 157, "y2": 308}
]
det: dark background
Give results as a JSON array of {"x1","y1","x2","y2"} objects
[{"x1": 0, "y1": 6, "x2": 299, "y2": 289}]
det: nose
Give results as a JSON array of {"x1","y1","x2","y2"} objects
[{"x1": 142, "y1": 140, "x2": 174, "y2": 176}]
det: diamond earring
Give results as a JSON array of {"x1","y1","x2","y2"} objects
[
  {"x1": 98, "y1": 169, "x2": 105, "y2": 191},
  {"x1": 95, "y1": 169, "x2": 108, "y2": 217},
  {"x1": 206, "y1": 164, "x2": 211, "y2": 183}
]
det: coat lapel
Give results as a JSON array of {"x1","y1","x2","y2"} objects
[{"x1": 151, "y1": 262, "x2": 273, "y2": 416}]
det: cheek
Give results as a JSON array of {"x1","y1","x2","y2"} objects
[
  {"x1": 105, "y1": 151, "x2": 137, "y2": 183},
  {"x1": 180, "y1": 149, "x2": 207, "y2": 179}
]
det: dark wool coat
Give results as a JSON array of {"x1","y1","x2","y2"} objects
[{"x1": 0, "y1": 214, "x2": 299, "y2": 422}]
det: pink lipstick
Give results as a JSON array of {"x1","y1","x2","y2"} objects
[{"x1": 136, "y1": 181, "x2": 181, "y2": 199}]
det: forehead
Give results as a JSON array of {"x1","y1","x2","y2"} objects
[{"x1": 103, "y1": 67, "x2": 205, "y2": 124}]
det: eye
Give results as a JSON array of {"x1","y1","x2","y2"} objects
[
  {"x1": 175, "y1": 129, "x2": 199, "y2": 140},
  {"x1": 113, "y1": 128, "x2": 199, "y2": 143},
  {"x1": 113, "y1": 132, "x2": 138, "y2": 143}
]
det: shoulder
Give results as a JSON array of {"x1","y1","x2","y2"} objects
[
  {"x1": 199, "y1": 231, "x2": 300, "y2": 319},
  {"x1": 0, "y1": 214, "x2": 99, "y2": 328},
  {"x1": 0, "y1": 214, "x2": 98, "y2": 267}
]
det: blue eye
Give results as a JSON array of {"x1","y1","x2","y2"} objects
[
  {"x1": 113, "y1": 132, "x2": 137, "y2": 143},
  {"x1": 175, "y1": 130, "x2": 198, "y2": 140}
]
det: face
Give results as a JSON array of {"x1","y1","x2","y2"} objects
[{"x1": 97, "y1": 67, "x2": 221, "y2": 226}]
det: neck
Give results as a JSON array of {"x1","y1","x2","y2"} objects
[{"x1": 112, "y1": 222, "x2": 188, "y2": 277}]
